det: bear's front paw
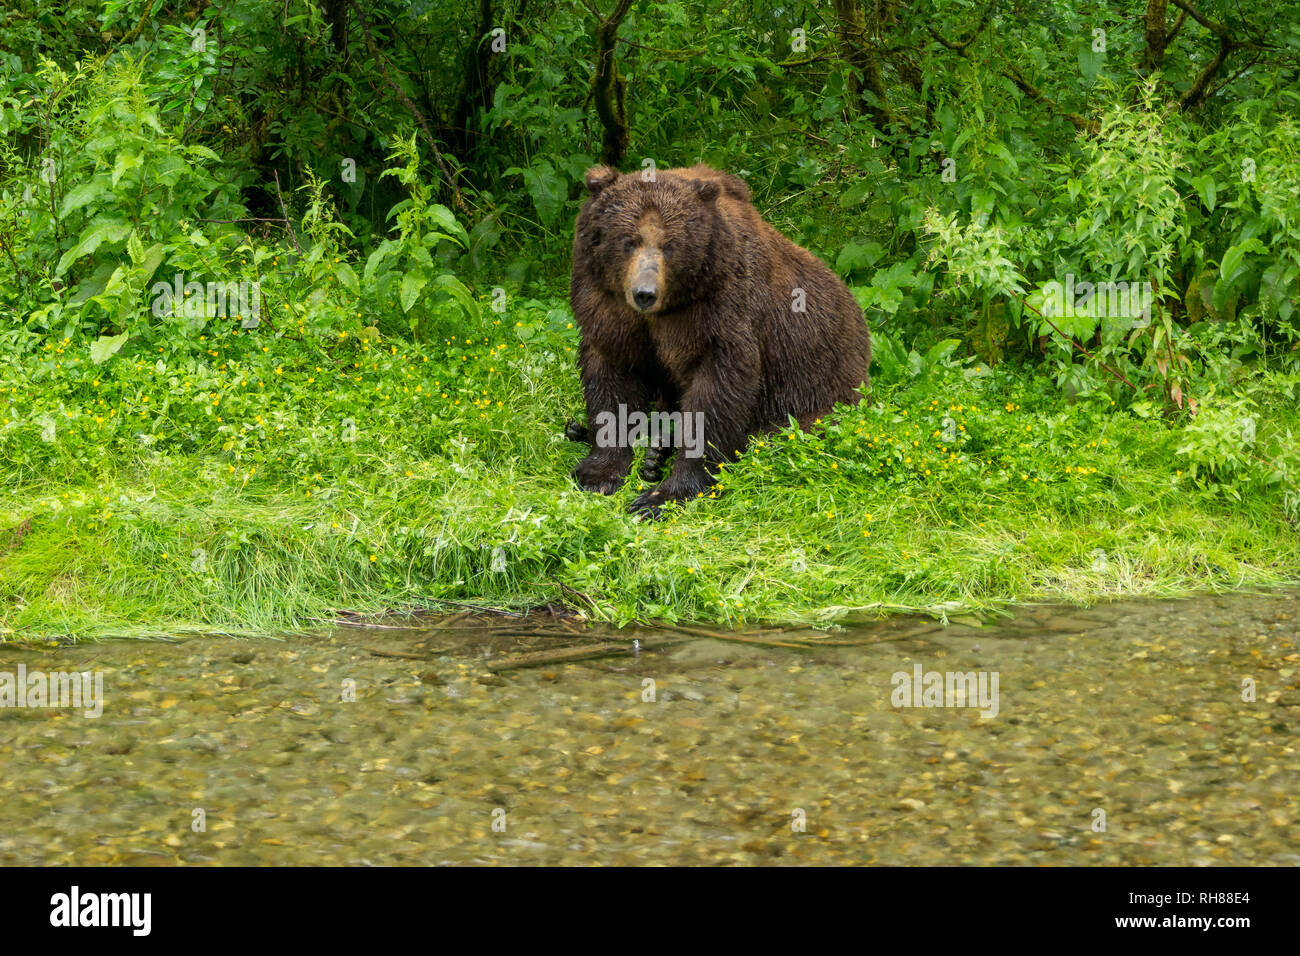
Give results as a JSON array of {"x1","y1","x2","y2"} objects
[
  {"x1": 629, "y1": 475, "x2": 712, "y2": 519},
  {"x1": 573, "y1": 452, "x2": 631, "y2": 495},
  {"x1": 628, "y1": 487, "x2": 671, "y2": 519},
  {"x1": 564, "y1": 419, "x2": 590, "y2": 444}
]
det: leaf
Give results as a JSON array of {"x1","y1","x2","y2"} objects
[
  {"x1": 187, "y1": 144, "x2": 222, "y2": 163},
  {"x1": 835, "y1": 240, "x2": 885, "y2": 276},
  {"x1": 335, "y1": 261, "x2": 359, "y2": 295},
  {"x1": 384, "y1": 198, "x2": 413, "y2": 223},
  {"x1": 58, "y1": 181, "x2": 105, "y2": 219},
  {"x1": 988, "y1": 141, "x2": 1019, "y2": 174},
  {"x1": 1078, "y1": 46, "x2": 1103, "y2": 85},
  {"x1": 111, "y1": 152, "x2": 140, "y2": 187},
  {"x1": 400, "y1": 271, "x2": 428, "y2": 312},
  {"x1": 410, "y1": 244, "x2": 435, "y2": 269},
  {"x1": 1219, "y1": 238, "x2": 1264, "y2": 286},
  {"x1": 873, "y1": 286, "x2": 904, "y2": 314},
  {"x1": 839, "y1": 180, "x2": 873, "y2": 207},
  {"x1": 425, "y1": 204, "x2": 469, "y2": 247},
  {"x1": 55, "y1": 219, "x2": 132, "y2": 276},
  {"x1": 923, "y1": 338, "x2": 961, "y2": 368},
  {"x1": 434, "y1": 274, "x2": 480, "y2": 322},
  {"x1": 1219, "y1": 244, "x2": 1245, "y2": 283},
  {"x1": 127, "y1": 231, "x2": 146, "y2": 265},
  {"x1": 363, "y1": 239, "x2": 397, "y2": 284},
  {"x1": 104, "y1": 264, "x2": 128, "y2": 295},
  {"x1": 1210, "y1": 275, "x2": 1240, "y2": 314},
  {"x1": 520, "y1": 160, "x2": 566, "y2": 228},
  {"x1": 1192, "y1": 174, "x2": 1217, "y2": 212},
  {"x1": 949, "y1": 127, "x2": 973, "y2": 157},
  {"x1": 869, "y1": 333, "x2": 912, "y2": 381},
  {"x1": 68, "y1": 264, "x2": 113, "y2": 306},
  {"x1": 137, "y1": 243, "x2": 166, "y2": 285},
  {"x1": 90, "y1": 332, "x2": 129, "y2": 365}
]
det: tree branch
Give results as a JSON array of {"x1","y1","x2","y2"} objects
[
  {"x1": 1002, "y1": 62, "x2": 1100, "y2": 135},
  {"x1": 925, "y1": 2, "x2": 995, "y2": 54}
]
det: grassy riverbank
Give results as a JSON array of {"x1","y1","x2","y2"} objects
[{"x1": 5, "y1": 295, "x2": 1299, "y2": 641}]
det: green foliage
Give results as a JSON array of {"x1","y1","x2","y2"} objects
[
  {"x1": 870, "y1": 335, "x2": 965, "y2": 387},
  {"x1": 917, "y1": 84, "x2": 1300, "y2": 406},
  {"x1": 6, "y1": 298, "x2": 1299, "y2": 637},
  {"x1": 1, "y1": 56, "x2": 242, "y2": 345},
  {"x1": 363, "y1": 133, "x2": 479, "y2": 339},
  {"x1": 1174, "y1": 393, "x2": 1260, "y2": 488}
]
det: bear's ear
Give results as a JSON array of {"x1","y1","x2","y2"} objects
[
  {"x1": 695, "y1": 180, "x2": 721, "y2": 203},
  {"x1": 584, "y1": 166, "x2": 619, "y2": 197}
]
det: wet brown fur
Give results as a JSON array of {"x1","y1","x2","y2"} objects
[{"x1": 570, "y1": 163, "x2": 872, "y2": 514}]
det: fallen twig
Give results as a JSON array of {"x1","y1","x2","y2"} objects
[
  {"x1": 365, "y1": 646, "x2": 447, "y2": 660},
  {"x1": 485, "y1": 641, "x2": 627, "y2": 671},
  {"x1": 425, "y1": 599, "x2": 524, "y2": 618},
  {"x1": 485, "y1": 634, "x2": 692, "y2": 672}
]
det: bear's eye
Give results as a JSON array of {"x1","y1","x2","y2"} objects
[
  {"x1": 662, "y1": 240, "x2": 677, "y2": 257},
  {"x1": 623, "y1": 238, "x2": 637, "y2": 255},
  {"x1": 589, "y1": 229, "x2": 602, "y2": 248}
]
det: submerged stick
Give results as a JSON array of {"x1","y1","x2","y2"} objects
[
  {"x1": 485, "y1": 634, "x2": 691, "y2": 672},
  {"x1": 485, "y1": 642, "x2": 627, "y2": 671},
  {"x1": 365, "y1": 647, "x2": 448, "y2": 660},
  {"x1": 664, "y1": 623, "x2": 903, "y2": 648}
]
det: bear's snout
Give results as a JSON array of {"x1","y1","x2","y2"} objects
[{"x1": 624, "y1": 250, "x2": 664, "y2": 314}]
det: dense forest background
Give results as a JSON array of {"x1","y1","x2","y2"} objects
[
  {"x1": 5, "y1": 1, "x2": 1300, "y2": 394},
  {"x1": 3, "y1": 1, "x2": 1300, "y2": 634}
]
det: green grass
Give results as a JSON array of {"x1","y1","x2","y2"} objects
[{"x1": 3, "y1": 296, "x2": 1299, "y2": 640}]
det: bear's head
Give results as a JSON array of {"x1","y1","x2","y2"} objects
[{"x1": 575, "y1": 166, "x2": 722, "y2": 316}]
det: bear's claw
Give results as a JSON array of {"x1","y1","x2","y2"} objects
[
  {"x1": 564, "y1": 420, "x2": 590, "y2": 444},
  {"x1": 629, "y1": 475, "x2": 712, "y2": 519},
  {"x1": 629, "y1": 488, "x2": 670, "y2": 520}
]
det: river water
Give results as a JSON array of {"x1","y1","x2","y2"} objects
[{"x1": 2, "y1": 590, "x2": 1297, "y2": 864}]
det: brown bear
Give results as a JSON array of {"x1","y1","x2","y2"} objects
[{"x1": 569, "y1": 163, "x2": 871, "y2": 516}]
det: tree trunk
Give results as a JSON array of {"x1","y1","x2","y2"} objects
[
  {"x1": 831, "y1": 0, "x2": 893, "y2": 132},
  {"x1": 591, "y1": 0, "x2": 635, "y2": 167},
  {"x1": 453, "y1": 0, "x2": 496, "y2": 156},
  {"x1": 322, "y1": 0, "x2": 349, "y2": 56},
  {"x1": 1143, "y1": 0, "x2": 1168, "y2": 70}
]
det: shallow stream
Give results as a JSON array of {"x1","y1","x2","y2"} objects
[{"x1": 3, "y1": 590, "x2": 1297, "y2": 864}]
